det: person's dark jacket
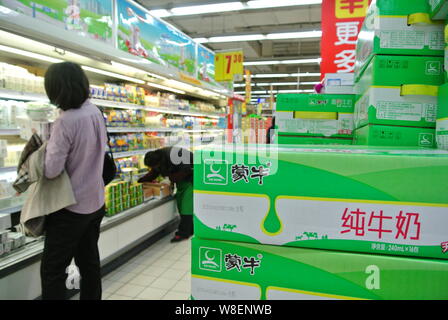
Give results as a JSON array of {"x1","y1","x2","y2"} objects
[{"x1": 138, "y1": 147, "x2": 193, "y2": 184}]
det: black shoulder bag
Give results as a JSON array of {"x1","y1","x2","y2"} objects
[{"x1": 98, "y1": 107, "x2": 117, "y2": 185}]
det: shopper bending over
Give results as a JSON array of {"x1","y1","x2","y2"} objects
[
  {"x1": 41, "y1": 62, "x2": 107, "y2": 300},
  {"x1": 138, "y1": 146, "x2": 194, "y2": 242}
]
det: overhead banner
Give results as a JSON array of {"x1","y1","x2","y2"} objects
[
  {"x1": 215, "y1": 50, "x2": 244, "y2": 82},
  {"x1": 0, "y1": 0, "x2": 113, "y2": 44},
  {"x1": 320, "y1": 0, "x2": 370, "y2": 77},
  {"x1": 117, "y1": 0, "x2": 197, "y2": 76}
]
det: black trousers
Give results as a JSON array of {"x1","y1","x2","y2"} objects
[
  {"x1": 40, "y1": 205, "x2": 105, "y2": 300},
  {"x1": 175, "y1": 214, "x2": 193, "y2": 238}
]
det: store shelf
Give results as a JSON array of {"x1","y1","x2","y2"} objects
[
  {"x1": 107, "y1": 127, "x2": 225, "y2": 133},
  {"x1": 0, "y1": 196, "x2": 175, "y2": 276},
  {"x1": 0, "y1": 89, "x2": 48, "y2": 102},
  {"x1": 93, "y1": 99, "x2": 223, "y2": 118},
  {"x1": 112, "y1": 148, "x2": 157, "y2": 158},
  {"x1": 0, "y1": 128, "x2": 21, "y2": 136},
  {"x1": 0, "y1": 166, "x2": 16, "y2": 174}
]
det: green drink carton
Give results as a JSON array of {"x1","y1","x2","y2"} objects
[
  {"x1": 276, "y1": 94, "x2": 355, "y2": 138},
  {"x1": 355, "y1": 55, "x2": 444, "y2": 129},
  {"x1": 437, "y1": 83, "x2": 448, "y2": 149},
  {"x1": 354, "y1": 124, "x2": 436, "y2": 147},
  {"x1": 355, "y1": 0, "x2": 444, "y2": 79},
  {"x1": 429, "y1": 0, "x2": 448, "y2": 20},
  {"x1": 194, "y1": 145, "x2": 448, "y2": 259},
  {"x1": 191, "y1": 237, "x2": 448, "y2": 300},
  {"x1": 277, "y1": 135, "x2": 353, "y2": 145}
]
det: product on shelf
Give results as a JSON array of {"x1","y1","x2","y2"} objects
[
  {"x1": 25, "y1": 102, "x2": 55, "y2": 122},
  {"x1": 142, "y1": 183, "x2": 171, "y2": 199},
  {"x1": 437, "y1": 83, "x2": 448, "y2": 149},
  {"x1": 323, "y1": 73, "x2": 354, "y2": 94},
  {"x1": 194, "y1": 145, "x2": 448, "y2": 260},
  {"x1": 144, "y1": 113, "x2": 165, "y2": 128},
  {"x1": 104, "y1": 181, "x2": 144, "y2": 217},
  {"x1": 354, "y1": 55, "x2": 443, "y2": 129},
  {"x1": 354, "y1": 124, "x2": 436, "y2": 148},
  {"x1": 354, "y1": 0, "x2": 444, "y2": 79},
  {"x1": 0, "y1": 213, "x2": 11, "y2": 231},
  {"x1": 191, "y1": 238, "x2": 448, "y2": 300},
  {"x1": 0, "y1": 62, "x2": 45, "y2": 94},
  {"x1": 0, "y1": 100, "x2": 27, "y2": 128},
  {"x1": 276, "y1": 94, "x2": 355, "y2": 143},
  {"x1": 277, "y1": 135, "x2": 353, "y2": 145}
]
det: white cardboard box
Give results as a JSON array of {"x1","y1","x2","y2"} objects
[{"x1": 324, "y1": 73, "x2": 354, "y2": 87}]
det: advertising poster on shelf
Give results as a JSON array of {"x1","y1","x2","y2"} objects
[
  {"x1": 117, "y1": 0, "x2": 196, "y2": 76},
  {"x1": 0, "y1": 0, "x2": 113, "y2": 43},
  {"x1": 197, "y1": 44, "x2": 215, "y2": 83}
]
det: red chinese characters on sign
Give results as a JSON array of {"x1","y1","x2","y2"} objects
[
  {"x1": 441, "y1": 242, "x2": 448, "y2": 253},
  {"x1": 321, "y1": 0, "x2": 370, "y2": 77},
  {"x1": 340, "y1": 208, "x2": 421, "y2": 240}
]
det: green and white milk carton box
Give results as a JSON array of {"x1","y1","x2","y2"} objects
[
  {"x1": 354, "y1": 55, "x2": 444, "y2": 129},
  {"x1": 275, "y1": 94, "x2": 355, "y2": 139},
  {"x1": 353, "y1": 124, "x2": 436, "y2": 147},
  {"x1": 355, "y1": 0, "x2": 444, "y2": 79},
  {"x1": 277, "y1": 135, "x2": 353, "y2": 145},
  {"x1": 194, "y1": 145, "x2": 448, "y2": 260},
  {"x1": 436, "y1": 83, "x2": 448, "y2": 149},
  {"x1": 429, "y1": 0, "x2": 448, "y2": 20},
  {"x1": 191, "y1": 237, "x2": 448, "y2": 300}
]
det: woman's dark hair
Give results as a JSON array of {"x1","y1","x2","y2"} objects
[{"x1": 44, "y1": 62, "x2": 90, "y2": 110}]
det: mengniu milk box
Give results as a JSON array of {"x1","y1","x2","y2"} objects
[
  {"x1": 354, "y1": 55, "x2": 444, "y2": 129},
  {"x1": 275, "y1": 93, "x2": 355, "y2": 139},
  {"x1": 354, "y1": 0, "x2": 444, "y2": 80},
  {"x1": 193, "y1": 145, "x2": 448, "y2": 260},
  {"x1": 191, "y1": 238, "x2": 448, "y2": 300}
]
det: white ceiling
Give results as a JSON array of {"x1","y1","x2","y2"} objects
[{"x1": 137, "y1": 0, "x2": 322, "y2": 91}]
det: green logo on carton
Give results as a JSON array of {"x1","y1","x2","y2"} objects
[
  {"x1": 199, "y1": 247, "x2": 222, "y2": 272},
  {"x1": 204, "y1": 160, "x2": 228, "y2": 185},
  {"x1": 425, "y1": 61, "x2": 441, "y2": 75},
  {"x1": 419, "y1": 133, "x2": 434, "y2": 146}
]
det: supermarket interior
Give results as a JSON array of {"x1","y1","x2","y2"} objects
[{"x1": 0, "y1": 0, "x2": 448, "y2": 302}]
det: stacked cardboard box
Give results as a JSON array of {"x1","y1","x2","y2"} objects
[
  {"x1": 275, "y1": 93, "x2": 355, "y2": 145},
  {"x1": 353, "y1": 0, "x2": 445, "y2": 147},
  {"x1": 192, "y1": 145, "x2": 448, "y2": 299},
  {"x1": 323, "y1": 73, "x2": 354, "y2": 94},
  {"x1": 104, "y1": 181, "x2": 144, "y2": 217},
  {"x1": 435, "y1": 6, "x2": 448, "y2": 149}
]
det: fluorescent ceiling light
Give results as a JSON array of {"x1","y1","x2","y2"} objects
[
  {"x1": 207, "y1": 34, "x2": 265, "y2": 43},
  {"x1": 149, "y1": 9, "x2": 172, "y2": 17},
  {"x1": 247, "y1": 0, "x2": 322, "y2": 9},
  {"x1": 0, "y1": 44, "x2": 63, "y2": 63},
  {"x1": 266, "y1": 30, "x2": 322, "y2": 40},
  {"x1": 235, "y1": 81, "x2": 319, "y2": 87},
  {"x1": 81, "y1": 66, "x2": 145, "y2": 84},
  {"x1": 244, "y1": 58, "x2": 320, "y2": 66},
  {"x1": 197, "y1": 30, "x2": 321, "y2": 43},
  {"x1": 171, "y1": 2, "x2": 245, "y2": 16},
  {"x1": 111, "y1": 61, "x2": 167, "y2": 80},
  {"x1": 236, "y1": 89, "x2": 314, "y2": 94},
  {"x1": 146, "y1": 82, "x2": 186, "y2": 95},
  {"x1": 150, "y1": 0, "x2": 321, "y2": 18}
]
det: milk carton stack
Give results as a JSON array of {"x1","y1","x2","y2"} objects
[
  {"x1": 275, "y1": 93, "x2": 355, "y2": 145},
  {"x1": 431, "y1": 0, "x2": 448, "y2": 149},
  {"x1": 191, "y1": 145, "x2": 448, "y2": 300},
  {"x1": 323, "y1": 73, "x2": 355, "y2": 94},
  {"x1": 353, "y1": 0, "x2": 445, "y2": 147}
]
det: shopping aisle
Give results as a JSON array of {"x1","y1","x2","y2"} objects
[{"x1": 72, "y1": 232, "x2": 191, "y2": 300}]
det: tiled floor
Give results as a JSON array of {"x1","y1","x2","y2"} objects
[{"x1": 71, "y1": 232, "x2": 191, "y2": 300}]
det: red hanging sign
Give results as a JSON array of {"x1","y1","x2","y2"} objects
[{"x1": 320, "y1": 0, "x2": 370, "y2": 79}]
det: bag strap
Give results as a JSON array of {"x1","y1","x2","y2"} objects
[{"x1": 97, "y1": 106, "x2": 115, "y2": 162}]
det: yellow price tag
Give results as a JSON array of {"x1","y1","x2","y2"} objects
[{"x1": 215, "y1": 51, "x2": 244, "y2": 81}]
